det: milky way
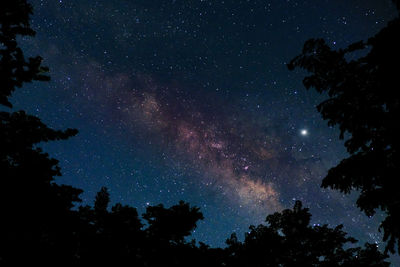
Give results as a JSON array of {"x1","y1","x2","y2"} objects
[{"x1": 67, "y1": 60, "x2": 336, "y2": 217}]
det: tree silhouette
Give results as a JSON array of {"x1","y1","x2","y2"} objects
[
  {"x1": 0, "y1": 0, "x2": 50, "y2": 108},
  {"x1": 75, "y1": 188, "x2": 207, "y2": 266},
  {"x1": 0, "y1": 0, "x2": 81, "y2": 264},
  {"x1": 141, "y1": 200, "x2": 205, "y2": 266},
  {"x1": 288, "y1": 1, "x2": 400, "y2": 254},
  {"x1": 143, "y1": 200, "x2": 204, "y2": 244},
  {"x1": 76, "y1": 187, "x2": 144, "y2": 265},
  {"x1": 225, "y1": 201, "x2": 389, "y2": 266}
]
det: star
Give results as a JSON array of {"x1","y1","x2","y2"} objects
[{"x1": 300, "y1": 129, "x2": 308, "y2": 136}]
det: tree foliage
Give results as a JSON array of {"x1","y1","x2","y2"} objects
[
  {"x1": 288, "y1": 1, "x2": 400, "y2": 254},
  {"x1": 0, "y1": 0, "x2": 81, "y2": 264},
  {"x1": 143, "y1": 200, "x2": 204, "y2": 244},
  {"x1": 76, "y1": 188, "x2": 208, "y2": 266},
  {"x1": 225, "y1": 201, "x2": 389, "y2": 267},
  {"x1": 0, "y1": 0, "x2": 50, "y2": 108}
]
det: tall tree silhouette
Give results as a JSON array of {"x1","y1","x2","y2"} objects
[
  {"x1": 225, "y1": 201, "x2": 389, "y2": 266},
  {"x1": 0, "y1": 0, "x2": 81, "y2": 264},
  {"x1": 288, "y1": 1, "x2": 400, "y2": 254}
]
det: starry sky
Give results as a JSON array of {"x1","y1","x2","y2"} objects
[{"x1": 11, "y1": 0, "x2": 399, "y2": 260}]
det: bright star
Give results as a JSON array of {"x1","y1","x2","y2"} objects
[{"x1": 300, "y1": 129, "x2": 308, "y2": 136}]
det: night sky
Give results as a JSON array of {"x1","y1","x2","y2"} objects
[{"x1": 11, "y1": 0, "x2": 399, "y2": 260}]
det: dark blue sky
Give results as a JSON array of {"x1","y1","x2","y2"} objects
[{"x1": 11, "y1": 0, "x2": 399, "y2": 262}]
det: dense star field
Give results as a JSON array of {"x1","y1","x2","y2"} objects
[{"x1": 10, "y1": 0, "x2": 398, "y2": 259}]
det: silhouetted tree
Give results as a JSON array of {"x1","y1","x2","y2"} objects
[
  {"x1": 288, "y1": 1, "x2": 400, "y2": 254},
  {"x1": 225, "y1": 201, "x2": 389, "y2": 266},
  {"x1": 140, "y1": 200, "x2": 204, "y2": 266},
  {"x1": 143, "y1": 200, "x2": 204, "y2": 244},
  {"x1": 0, "y1": 0, "x2": 81, "y2": 264},
  {"x1": 75, "y1": 188, "x2": 208, "y2": 266},
  {"x1": 94, "y1": 186, "x2": 110, "y2": 214},
  {"x1": 0, "y1": 0, "x2": 49, "y2": 107},
  {"x1": 76, "y1": 187, "x2": 144, "y2": 265}
]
